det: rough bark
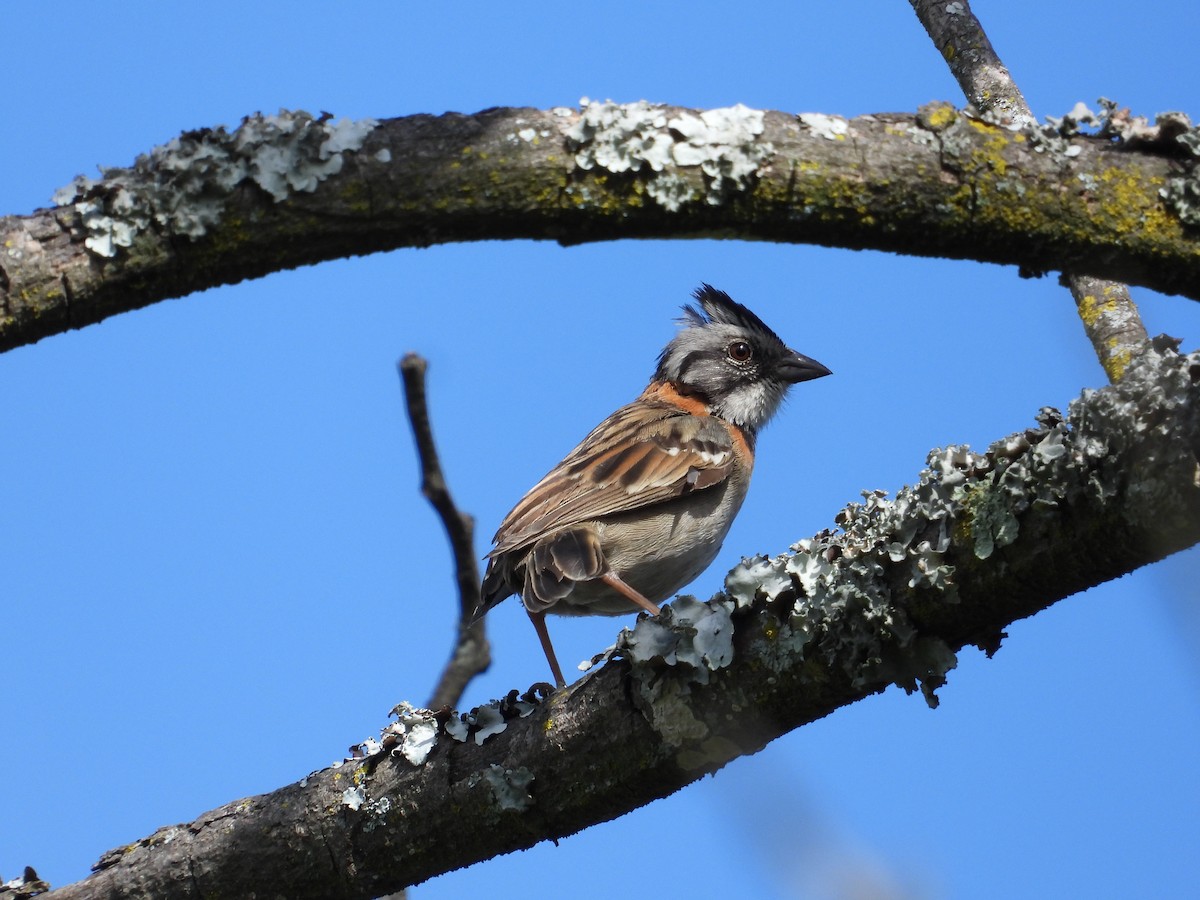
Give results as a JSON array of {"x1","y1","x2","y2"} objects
[
  {"x1": 42, "y1": 343, "x2": 1200, "y2": 900},
  {"x1": 3, "y1": 102, "x2": 1199, "y2": 354}
]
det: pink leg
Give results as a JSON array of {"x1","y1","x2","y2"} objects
[
  {"x1": 599, "y1": 572, "x2": 661, "y2": 616},
  {"x1": 527, "y1": 609, "x2": 567, "y2": 688}
]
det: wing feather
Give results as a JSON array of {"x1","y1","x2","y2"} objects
[{"x1": 490, "y1": 397, "x2": 735, "y2": 557}]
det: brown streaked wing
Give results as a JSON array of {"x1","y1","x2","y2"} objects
[{"x1": 490, "y1": 401, "x2": 735, "y2": 556}]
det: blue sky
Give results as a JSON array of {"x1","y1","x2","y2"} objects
[{"x1": 3, "y1": 2, "x2": 1199, "y2": 897}]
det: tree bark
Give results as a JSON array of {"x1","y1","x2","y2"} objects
[{"x1": 3, "y1": 102, "x2": 1199, "y2": 354}]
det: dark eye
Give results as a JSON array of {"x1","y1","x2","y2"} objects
[{"x1": 727, "y1": 340, "x2": 753, "y2": 362}]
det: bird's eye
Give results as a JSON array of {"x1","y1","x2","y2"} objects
[{"x1": 727, "y1": 340, "x2": 753, "y2": 362}]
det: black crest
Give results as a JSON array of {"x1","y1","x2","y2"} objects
[{"x1": 681, "y1": 284, "x2": 784, "y2": 344}]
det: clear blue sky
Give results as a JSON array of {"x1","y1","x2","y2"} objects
[{"x1": 3, "y1": 2, "x2": 1199, "y2": 897}]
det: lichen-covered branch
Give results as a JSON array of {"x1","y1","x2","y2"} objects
[
  {"x1": 398, "y1": 353, "x2": 490, "y2": 710},
  {"x1": 907, "y1": 0, "x2": 1151, "y2": 381},
  {"x1": 4, "y1": 101, "x2": 1200, "y2": 353},
  {"x1": 1066, "y1": 274, "x2": 1149, "y2": 381},
  {"x1": 46, "y1": 344, "x2": 1200, "y2": 900},
  {"x1": 908, "y1": 0, "x2": 1034, "y2": 129}
]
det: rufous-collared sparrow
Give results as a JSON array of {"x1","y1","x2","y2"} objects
[{"x1": 475, "y1": 285, "x2": 830, "y2": 686}]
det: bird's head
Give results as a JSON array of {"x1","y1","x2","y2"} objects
[{"x1": 654, "y1": 284, "x2": 830, "y2": 434}]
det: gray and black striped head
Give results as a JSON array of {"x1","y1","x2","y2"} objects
[{"x1": 654, "y1": 285, "x2": 830, "y2": 433}]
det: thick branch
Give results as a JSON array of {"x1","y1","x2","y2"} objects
[
  {"x1": 47, "y1": 345, "x2": 1200, "y2": 899},
  {"x1": 908, "y1": 0, "x2": 1150, "y2": 380},
  {"x1": 3, "y1": 102, "x2": 1199, "y2": 353}
]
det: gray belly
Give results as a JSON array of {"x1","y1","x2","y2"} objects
[{"x1": 549, "y1": 475, "x2": 748, "y2": 616}]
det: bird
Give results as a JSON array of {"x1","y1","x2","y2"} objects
[{"x1": 475, "y1": 285, "x2": 831, "y2": 687}]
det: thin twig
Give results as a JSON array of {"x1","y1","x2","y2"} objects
[
  {"x1": 398, "y1": 353, "x2": 490, "y2": 709},
  {"x1": 908, "y1": 0, "x2": 1149, "y2": 382}
]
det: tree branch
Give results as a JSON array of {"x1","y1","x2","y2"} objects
[
  {"x1": 907, "y1": 0, "x2": 1150, "y2": 380},
  {"x1": 1065, "y1": 275, "x2": 1150, "y2": 381},
  {"x1": 3, "y1": 102, "x2": 1199, "y2": 353},
  {"x1": 397, "y1": 353, "x2": 490, "y2": 711},
  {"x1": 907, "y1": 0, "x2": 1034, "y2": 130},
  {"x1": 46, "y1": 344, "x2": 1200, "y2": 899}
]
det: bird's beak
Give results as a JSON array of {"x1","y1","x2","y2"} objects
[{"x1": 778, "y1": 351, "x2": 832, "y2": 383}]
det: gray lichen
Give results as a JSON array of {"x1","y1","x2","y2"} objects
[
  {"x1": 466, "y1": 704, "x2": 508, "y2": 745},
  {"x1": 341, "y1": 785, "x2": 367, "y2": 811},
  {"x1": 382, "y1": 703, "x2": 441, "y2": 766},
  {"x1": 507, "y1": 121, "x2": 551, "y2": 145},
  {"x1": 477, "y1": 766, "x2": 535, "y2": 812},
  {"x1": 1032, "y1": 99, "x2": 1200, "y2": 225},
  {"x1": 584, "y1": 593, "x2": 738, "y2": 688},
  {"x1": 796, "y1": 113, "x2": 850, "y2": 142},
  {"x1": 564, "y1": 98, "x2": 773, "y2": 211},
  {"x1": 53, "y1": 110, "x2": 379, "y2": 258},
  {"x1": 1162, "y1": 171, "x2": 1200, "y2": 227},
  {"x1": 443, "y1": 690, "x2": 540, "y2": 746},
  {"x1": 346, "y1": 691, "x2": 543, "y2": 771},
  {"x1": 1043, "y1": 98, "x2": 1195, "y2": 150},
  {"x1": 620, "y1": 596, "x2": 734, "y2": 681}
]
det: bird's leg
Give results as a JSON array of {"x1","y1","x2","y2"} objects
[
  {"x1": 527, "y1": 609, "x2": 567, "y2": 688},
  {"x1": 599, "y1": 571, "x2": 661, "y2": 616}
]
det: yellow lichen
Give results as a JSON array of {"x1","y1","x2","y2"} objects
[
  {"x1": 1095, "y1": 166, "x2": 1177, "y2": 238},
  {"x1": 924, "y1": 104, "x2": 958, "y2": 130},
  {"x1": 1105, "y1": 345, "x2": 1135, "y2": 382},
  {"x1": 1076, "y1": 292, "x2": 1105, "y2": 328}
]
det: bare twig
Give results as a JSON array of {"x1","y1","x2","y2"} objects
[
  {"x1": 398, "y1": 353, "x2": 490, "y2": 709},
  {"x1": 908, "y1": 0, "x2": 1150, "y2": 382}
]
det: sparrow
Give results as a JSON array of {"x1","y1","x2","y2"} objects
[{"x1": 475, "y1": 285, "x2": 830, "y2": 687}]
